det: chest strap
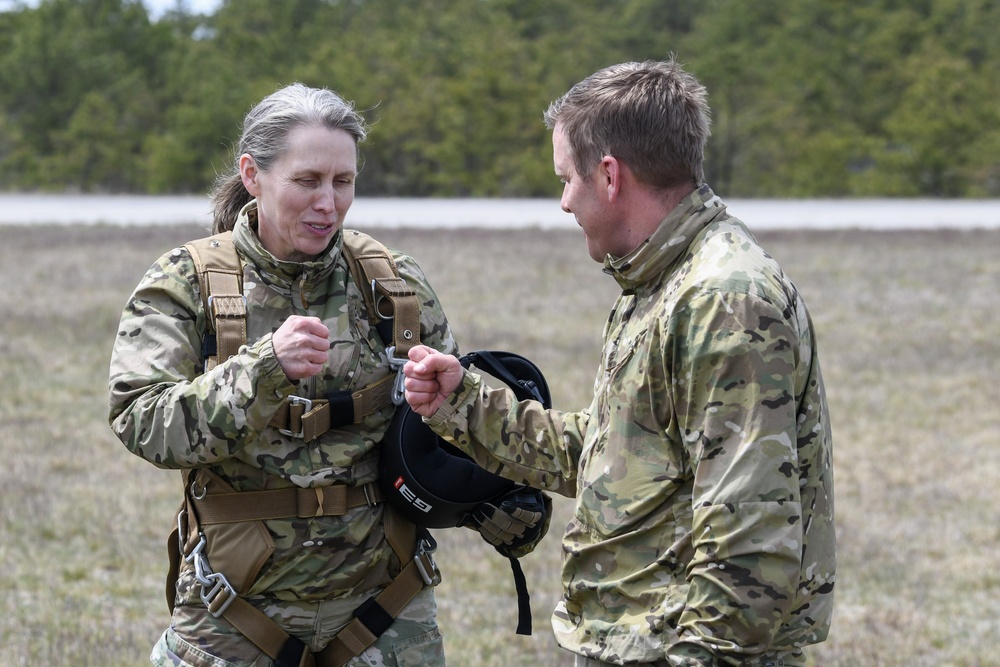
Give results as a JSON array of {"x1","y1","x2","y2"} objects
[
  {"x1": 266, "y1": 372, "x2": 397, "y2": 442},
  {"x1": 185, "y1": 229, "x2": 421, "y2": 441},
  {"x1": 185, "y1": 234, "x2": 246, "y2": 372}
]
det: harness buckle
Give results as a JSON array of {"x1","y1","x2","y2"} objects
[
  {"x1": 414, "y1": 533, "x2": 441, "y2": 587},
  {"x1": 184, "y1": 532, "x2": 207, "y2": 564},
  {"x1": 199, "y1": 570, "x2": 238, "y2": 617},
  {"x1": 207, "y1": 294, "x2": 248, "y2": 314},
  {"x1": 279, "y1": 395, "x2": 314, "y2": 438},
  {"x1": 386, "y1": 346, "x2": 407, "y2": 406},
  {"x1": 186, "y1": 531, "x2": 238, "y2": 618}
]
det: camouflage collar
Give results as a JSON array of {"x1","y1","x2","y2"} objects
[
  {"x1": 233, "y1": 201, "x2": 344, "y2": 286},
  {"x1": 604, "y1": 184, "x2": 727, "y2": 291}
]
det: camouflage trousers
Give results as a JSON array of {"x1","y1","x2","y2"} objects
[
  {"x1": 572, "y1": 649, "x2": 805, "y2": 667},
  {"x1": 150, "y1": 586, "x2": 444, "y2": 667}
]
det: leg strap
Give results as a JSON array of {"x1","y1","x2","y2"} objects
[{"x1": 180, "y1": 500, "x2": 438, "y2": 667}]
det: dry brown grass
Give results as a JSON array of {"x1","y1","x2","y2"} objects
[{"x1": 1, "y1": 222, "x2": 998, "y2": 666}]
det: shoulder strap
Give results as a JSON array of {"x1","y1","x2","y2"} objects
[
  {"x1": 183, "y1": 230, "x2": 421, "y2": 439},
  {"x1": 184, "y1": 231, "x2": 246, "y2": 372},
  {"x1": 342, "y1": 229, "x2": 422, "y2": 362},
  {"x1": 185, "y1": 229, "x2": 421, "y2": 371}
]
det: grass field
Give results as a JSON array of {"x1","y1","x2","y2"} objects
[{"x1": 1, "y1": 222, "x2": 998, "y2": 666}]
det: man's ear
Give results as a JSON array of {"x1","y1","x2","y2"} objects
[
  {"x1": 600, "y1": 155, "x2": 622, "y2": 203},
  {"x1": 239, "y1": 154, "x2": 261, "y2": 197}
]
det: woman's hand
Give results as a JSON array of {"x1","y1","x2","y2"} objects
[{"x1": 272, "y1": 315, "x2": 330, "y2": 380}]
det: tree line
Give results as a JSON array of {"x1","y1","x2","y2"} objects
[{"x1": 1, "y1": 0, "x2": 998, "y2": 198}]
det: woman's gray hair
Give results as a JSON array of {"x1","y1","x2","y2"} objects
[
  {"x1": 210, "y1": 83, "x2": 369, "y2": 233},
  {"x1": 543, "y1": 58, "x2": 711, "y2": 189}
]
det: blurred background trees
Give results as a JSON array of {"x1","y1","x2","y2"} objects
[{"x1": 1, "y1": 0, "x2": 998, "y2": 197}]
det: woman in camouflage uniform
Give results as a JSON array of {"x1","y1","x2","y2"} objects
[{"x1": 109, "y1": 84, "x2": 455, "y2": 666}]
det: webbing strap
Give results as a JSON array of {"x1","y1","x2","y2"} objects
[
  {"x1": 205, "y1": 271, "x2": 246, "y2": 370},
  {"x1": 209, "y1": 594, "x2": 298, "y2": 663},
  {"x1": 191, "y1": 482, "x2": 382, "y2": 525},
  {"x1": 185, "y1": 233, "x2": 245, "y2": 372},
  {"x1": 314, "y1": 557, "x2": 431, "y2": 666},
  {"x1": 191, "y1": 509, "x2": 433, "y2": 667},
  {"x1": 342, "y1": 230, "x2": 422, "y2": 360},
  {"x1": 187, "y1": 229, "x2": 419, "y2": 440},
  {"x1": 206, "y1": 554, "x2": 432, "y2": 667},
  {"x1": 268, "y1": 373, "x2": 397, "y2": 441}
]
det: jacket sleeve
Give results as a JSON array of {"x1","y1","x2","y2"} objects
[
  {"x1": 667, "y1": 290, "x2": 806, "y2": 665},
  {"x1": 426, "y1": 370, "x2": 584, "y2": 498},
  {"x1": 107, "y1": 247, "x2": 294, "y2": 469}
]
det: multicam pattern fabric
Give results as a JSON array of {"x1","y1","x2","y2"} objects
[
  {"x1": 109, "y1": 202, "x2": 457, "y2": 609},
  {"x1": 151, "y1": 588, "x2": 443, "y2": 667},
  {"x1": 427, "y1": 185, "x2": 835, "y2": 666}
]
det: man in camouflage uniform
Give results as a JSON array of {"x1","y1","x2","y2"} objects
[
  {"x1": 109, "y1": 84, "x2": 544, "y2": 667},
  {"x1": 403, "y1": 60, "x2": 836, "y2": 666}
]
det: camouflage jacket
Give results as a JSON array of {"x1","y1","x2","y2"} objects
[
  {"x1": 427, "y1": 185, "x2": 835, "y2": 665},
  {"x1": 109, "y1": 203, "x2": 457, "y2": 603}
]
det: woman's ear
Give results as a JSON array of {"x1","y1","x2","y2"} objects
[{"x1": 239, "y1": 154, "x2": 261, "y2": 197}]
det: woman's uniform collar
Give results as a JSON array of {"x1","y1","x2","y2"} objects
[{"x1": 232, "y1": 199, "x2": 344, "y2": 286}]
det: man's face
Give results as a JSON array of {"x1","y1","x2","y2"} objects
[
  {"x1": 241, "y1": 124, "x2": 357, "y2": 263},
  {"x1": 552, "y1": 124, "x2": 617, "y2": 262}
]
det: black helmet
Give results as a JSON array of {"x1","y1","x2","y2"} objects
[{"x1": 379, "y1": 350, "x2": 551, "y2": 529}]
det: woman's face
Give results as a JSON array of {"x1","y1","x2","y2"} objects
[{"x1": 240, "y1": 124, "x2": 358, "y2": 263}]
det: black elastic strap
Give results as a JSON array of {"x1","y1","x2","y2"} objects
[
  {"x1": 325, "y1": 390, "x2": 356, "y2": 429},
  {"x1": 375, "y1": 319, "x2": 393, "y2": 349},
  {"x1": 466, "y1": 351, "x2": 544, "y2": 404},
  {"x1": 275, "y1": 635, "x2": 308, "y2": 667},
  {"x1": 354, "y1": 596, "x2": 395, "y2": 638},
  {"x1": 202, "y1": 334, "x2": 217, "y2": 360},
  {"x1": 509, "y1": 556, "x2": 532, "y2": 635}
]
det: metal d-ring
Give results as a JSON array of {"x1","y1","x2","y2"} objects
[
  {"x1": 190, "y1": 479, "x2": 208, "y2": 500},
  {"x1": 371, "y1": 279, "x2": 393, "y2": 321}
]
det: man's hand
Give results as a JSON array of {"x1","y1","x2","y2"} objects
[
  {"x1": 272, "y1": 316, "x2": 330, "y2": 380},
  {"x1": 403, "y1": 345, "x2": 464, "y2": 417},
  {"x1": 470, "y1": 487, "x2": 552, "y2": 559}
]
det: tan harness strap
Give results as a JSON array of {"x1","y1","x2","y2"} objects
[
  {"x1": 187, "y1": 229, "x2": 421, "y2": 441},
  {"x1": 267, "y1": 373, "x2": 396, "y2": 442},
  {"x1": 206, "y1": 271, "x2": 246, "y2": 368},
  {"x1": 185, "y1": 233, "x2": 245, "y2": 372},
  {"x1": 343, "y1": 230, "x2": 422, "y2": 360},
  {"x1": 313, "y1": 511, "x2": 437, "y2": 666},
  {"x1": 184, "y1": 507, "x2": 436, "y2": 667},
  {"x1": 315, "y1": 556, "x2": 432, "y2": 666},
  {"x1": 208, "y1": 594, "x2": 298, "y2": 662},
  {"x1": 191, "y1": 482, "x2": 382, "y2": 525}
]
